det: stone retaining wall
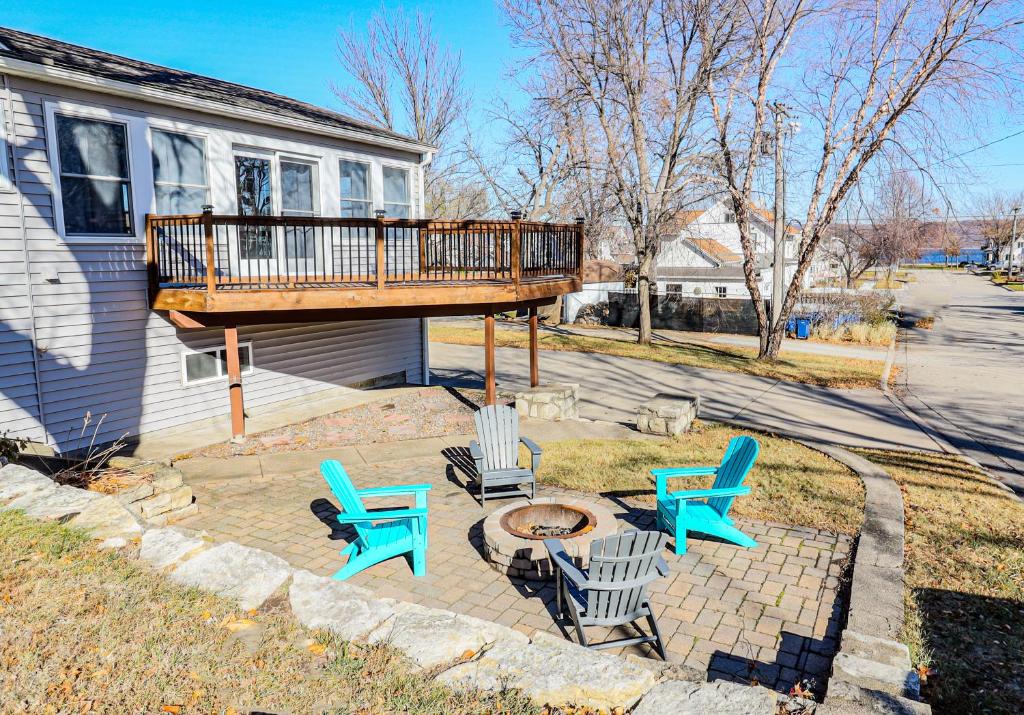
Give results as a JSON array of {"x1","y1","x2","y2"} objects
[
  {"x1": 106, "y1": 456, "x2": 196, "y2": 526},
  {"x1": 514, "y1": 383, "x2": 580, "y2": 421},
  {"x1": 1, "y1": 460, "x2": 787, "y2": 713}
]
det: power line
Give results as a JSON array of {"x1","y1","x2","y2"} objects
[{"x1": 936, "y1": 128, "x2": 1024, "y2": 165}]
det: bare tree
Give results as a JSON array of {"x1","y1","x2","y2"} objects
[
  {"x1": 705, "y1": 0, "x2": 1024, "y2": 359},
  {"x1": 502, "y1": 0, "x2": 736, "y2": 344},
  {"x1": 864, "y1": 172, "x2": 930, "y2": 275},
  {"x1": 822, "y1": 223, "x2": 882, "y2": 288},
  {"x1": 974, "y1": 191, "x2": 1024, "y2": 262},
  {"x1": 333, "y1": 7, "x2": 472, "y2": 216}
]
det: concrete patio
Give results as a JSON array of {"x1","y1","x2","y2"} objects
[{"x1": 176, "y1": 449, "x2": 851, "y2": 695}]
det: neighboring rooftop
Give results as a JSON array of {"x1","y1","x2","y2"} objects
[
  {"x1": 0, "y1": 26, "x2": 424, "y2": 148},
  {"x1": 582, "y1": 259, "x2": 624, "y2": 284},
  {"x1": 688, "y1": 238, "x2": 742, "y2": 265}
]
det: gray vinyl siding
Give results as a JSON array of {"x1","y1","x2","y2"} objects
[{"x1": 0, "y1": 75, "x2": 426, "y2": 453}]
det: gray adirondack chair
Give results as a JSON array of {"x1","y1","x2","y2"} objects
[
  {"x1": 469, "y1": 404, "x2": 541, "y2": 506},
  {"x1": 545, "y1": 530, "x2": 669, "y2": 659}
]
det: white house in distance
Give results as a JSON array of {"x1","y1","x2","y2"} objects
[
  {"x1": 655, "y1": 198, "x2": 831, "y2": 299},
  {"x1": 0, "y1": 27, "x2": 581, "y2": 453}
]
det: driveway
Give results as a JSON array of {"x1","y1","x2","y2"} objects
[
  {"x1": 895, "y1": 270, "x2": 1024, "y2": 496},
  {"x1": 429, "y1": 342, "x2": 938, "y2": 453}
]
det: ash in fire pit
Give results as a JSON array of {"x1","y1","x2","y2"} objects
[{"x1": 500, "y1": 503, "x2": 596, "y2": 541}]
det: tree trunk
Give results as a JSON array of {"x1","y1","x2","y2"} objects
[{"x1": 636, "y1": 251, "x2": 655, "y2": 345}]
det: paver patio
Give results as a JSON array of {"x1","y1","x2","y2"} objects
[{"x1": 177, "y1": 451, "x2": 851, "y2": 694}]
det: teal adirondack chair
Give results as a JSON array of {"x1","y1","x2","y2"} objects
[
  {"x1": 320, "y1": 460, "x2": 431, "y2": 580},
  {"x1": 652, "y1": 436, "x2": 760, "y2": 555}
]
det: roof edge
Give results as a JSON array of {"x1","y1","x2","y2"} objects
[{"x1": 0, "y1": 55, "x2": 437, "y2": 156}]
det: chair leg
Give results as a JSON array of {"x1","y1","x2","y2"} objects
[
  {"x1": 645, "y1": 609, "x2": 667, "y2": 660},
  {"x1": 531, "y1": 479, "x2": 536, "y2": 500},
  {"x1": 411, "y1": 543, "x2": 426, "y2": 577},
  {"x1": 568, "y1": 607, "x2": 589, "y2": 648},
  {"x1": 674, "y1": 520, "x2": 687, "y2": 555}
]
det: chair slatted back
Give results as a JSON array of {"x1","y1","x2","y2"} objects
[
  {"x1": 584, "y1": 530, "x2": 667, "y2": 621},
  {"x1": 474, "y1": 404, "x2": 520, "y2": 471},
  {"x1": 321, "y1": 460, "x2": 372, "y2": 540},
  {"x1": 707, "y1": 436, "x2": 760, "y2": 516}
]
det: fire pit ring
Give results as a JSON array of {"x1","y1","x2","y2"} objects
[{"x1": 483, "y1": 497, "x2": 618, "y2": 580}]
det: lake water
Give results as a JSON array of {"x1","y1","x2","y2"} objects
[{"x1": 914, "y1": 248, "x2": 985, "y2": 264}]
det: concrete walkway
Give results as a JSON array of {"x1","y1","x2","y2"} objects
[
  {"x1": 429, "y1": 342, "x2": 940, "y2": 454},
  {"x1": 895, "y1": 270, "x2": 1024, "y2": 496}
]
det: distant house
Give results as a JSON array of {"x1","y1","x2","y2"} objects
[
  {"x1": 655, "y1": 198, "x2": 808, "y2": 299},
  {"x1": 0, "y1": 27, "x2": 581, "y2": 453},
  {"x1": 562, "y1": 260, "x2": 625, "y2": 323}
]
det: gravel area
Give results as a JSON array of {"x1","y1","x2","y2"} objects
[{"x1": 197, "y1": 387, "x2": 502, "y2": 458}]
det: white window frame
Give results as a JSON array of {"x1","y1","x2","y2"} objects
[
  {"x1": 667, "y1": 283, "x2": 682, "y2": 294},
  {"x1": 339, "y1": 157, "x2": 373, "y2": 217},
  {"x1": 715, "y1": 285, "x2": 728, "y2": 298},
  {"x1": 149, "y1": 126, "x2": 212, "y2": 214},
  {"x1": 381, "y1": 162, "x2": 412, "y2": 218},
  {"x1": 45, "y1": 100, "x2": 154, "y2": 244},
  {"x1": 0, "y1": 98, "x2": 12, "y2": 192},
  {"x1": 279, "y1": 154, "x2": 321, "y2": 217},
  {"x1": 180, "y1": 341, "x2": 254, "y2": 387}
]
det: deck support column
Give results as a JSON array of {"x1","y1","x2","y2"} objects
[
  {"x1": 484, "y1": 312, "x2": 496, "y2": 405},
  {"x1": 529, "y1": 306, "x2": 539, "y2": 387},
  {"x1": 224, "y1": 325, "x2": 246, "y2": 442}
]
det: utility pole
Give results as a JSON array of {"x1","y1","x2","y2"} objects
[
  {"x1": 770, "y1": 102, "x2": 789, "y2": 327},
  {"x1": 1010, "y1": 206, "x2": 1020, "y2": 278}
]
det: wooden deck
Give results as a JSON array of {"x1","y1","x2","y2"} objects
[{"x1": 147, "y1": 212, "x2": 583, "y2": 324}]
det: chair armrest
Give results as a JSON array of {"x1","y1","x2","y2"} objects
[
  {"x1": 653, "y1": 467, "x2": 718, "y2": 500},
  {"x1": 357, "y1": 484, "x2": 432, "y2": 497},
  {"x1": 469, "y1": 441, "x2": 485, "y2": 474},
  {"x1": 520, "y1": 436, "x2": 542, "y2": 474},
  {"x1": 543, "y1": 539, "x2": 592, "y2": 589},
  {"x1": 671, "y1": 485, "x2": 750, "y2": 501},
  {"x1": 656, "y1": 556, "x2": 670, "y2": 577},
  {"x1": 336, "y1": 507, "x2": 428, "y2": 524}
]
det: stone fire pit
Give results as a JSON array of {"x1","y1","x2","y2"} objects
[{"x1": 483, "y1": 497, "x2": 618, "y2": 580}]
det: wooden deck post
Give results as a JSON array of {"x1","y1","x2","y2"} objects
[
  {"x1": 529, "y1": 305, "x2": 539, "y2": 387},
  {"x1": 484, "y1": 312, "x2": 496, "y2": 405},
  {"x1": 224, "y1": 325, "x2": 246, "y2": 442},
  {"x1": 375, "y1": 211, "x2": 386, "y2": 289},
  {"x1": 202, "y1": 206, "x2": 216, "y2": 294}
]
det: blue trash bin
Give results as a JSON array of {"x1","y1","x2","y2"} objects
[{"x1": 795, "y1": 317, "x2": 811, "y2": 340}]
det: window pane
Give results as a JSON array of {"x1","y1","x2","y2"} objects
[
  {"x1": 218, "y1": 346, "x2": 252, "y2": 375},
  {"x1": 239, "y1": 228, "x2": 275, "y2": 259},
  {"x1": 235, "y1": 156, "x2": 273, "y2": 216},
  {"x1": 155, "y1": 185, "x2": 208, "y2": 214},
  {"x1": 340, "y1": 160, "x2": 369, "y2": 200},
  {"x1": 56, "y1": 116, "x2": 129, "y2": 178},
  {"x1": 383, "y1": 202, "x2": 410, "y2": 219},
  {"x1": 152, "y1": 130, "x2": 207, "y2": 186},
  {"x1": 284, "y1": 226, "x2": 316, "y2": 259},
  {"x1": 341, "y1": 200, "x2": 371, "y2": 218},
  {"x1": 281, "y1": 161, "x2": 315, "y2": 214},
  {"x1": 383, "y1": 166, "x2": 408, "y2": 204},
  {"x1": 61, "y1": 176, "x2": 133, "y2": 235},
  {"x1": 185, "y1": 350, "x2": 219, "y2": 382}
]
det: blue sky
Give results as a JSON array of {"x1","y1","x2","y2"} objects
[{"x1": 5, "y1": 1, "x2": 1023, "y2": 215}]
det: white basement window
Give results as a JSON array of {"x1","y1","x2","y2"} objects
[
  {"x1": 715, "y1": 286, "x2": 728, "y2": 298},
  {"x1": 181, "y1": 342, "x2": 254, "y2": 386}
]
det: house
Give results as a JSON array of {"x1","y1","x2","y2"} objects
[
  {"x1": 655, "y1": 198, "x2": 808, "y2": 300},
  {"x1": 562, "y1": 259, "x2": 625, "y2": 323},
  {"x1": 0, "y1": 27, "x2": 581, "y2": 453}
]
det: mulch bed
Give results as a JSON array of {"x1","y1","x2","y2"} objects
[{"x1": 196, "y1": 387, "x2": 498, "y2": 458}]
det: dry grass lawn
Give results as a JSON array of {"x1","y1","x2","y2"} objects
[
  {"x1": 430, "y1": 324, "x2": 887, "y2": 389},
  {"x1": 854, "y1": 450, "x2": 1024, "y2": 715},
  {"x1": 0, "y1": 511, "x2": 533, "y2": 715},
  {"x1": 536, "y1": 423, "x2": 864, "y2": 536}
]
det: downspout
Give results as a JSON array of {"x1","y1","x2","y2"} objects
[
  {"x1": 418, "y1": 150, "x2": 433, "y2": 386},
  {"x1": 2, "y1": 74, "x2": 50, "y2": 448}
]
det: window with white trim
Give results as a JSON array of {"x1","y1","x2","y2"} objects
[
  {"x1": 0, "y1": 100, "x2": 11, "y2": 190},
  {"x1": 724, "y1": 212, "x2": 736, "y2": 223},
  {"x1": 382, "y1": 165, "x2": 411, "y2": 218},
  {"x1": 151, "y1": 129, "x2": 210, "y2": 213},
  {"x1": 667, "y1": 283, "x2": 682, "y2": 293},
  {"x1": 715, "y1": 285, "x2": 728, "y2": 298},
  {"x1": 339, "y1": 159, "x2": 371, "y2": 217},
  {"x1": 54, "y1": 114, "x2": 134, "y2": 235},
  {"x1": 181, "y1": 343, "x2": 254, "y2": 385}
]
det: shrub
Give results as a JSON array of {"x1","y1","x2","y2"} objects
[{"x1": 848, "y1": 323, "x2": 871, "y2": 343}]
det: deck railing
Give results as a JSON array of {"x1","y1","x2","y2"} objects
[{"x1": 146, "y1": 212, "x2": 583, "y2": 293}]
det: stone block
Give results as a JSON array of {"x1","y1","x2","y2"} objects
[
  {"x1": 289, "y1": 569, "x2": 398, "y2": 642},
  {"x1": 8, "y1": 484, "x2": 102, "y2": 521},
  {"x1": 0, "y1": 464, "x2": 56, "y2": 501},
  {"x1": 514, "y1": 384, "x2": 579, "y2": 421},
  {"x1": 151, "y1": 467, "x2": 184, "y2": 493},
  {"x1": 840, "y1": 630, "x2": 912, "y2": 670},
  {"x1": 115, "y1": 482, "x2": 155, "y2": 504},
  {"x1": 136, "y1": 485, "x2": 193, "y2": 519},
  {"x1": 830, "y1": 652, "x2": 920, "y2": 701},
  {"x1": 68, "y1": 494, "x2": 145, "y2": 540},
  {"x1": 636, "y1": 392, "x2": 700, "y2": 436},
  {"x1": 140, "y1": 527, "x2": 208, "y2": 569},
  {"x1": 367, "y1": 601, "x2": 528, "y2": 669},
  {"x1": 170, "y1": 542, "x2": 292, "y2": 611},
  {"x1": 823, "y1": 680, "x2": 931, "y2": 715},
  {"x1": 632, "y1": 679, "x2": 777, "y2": 714},
  {"x1": 439, "y1": 630, "x2": 657, "y2": 711}
]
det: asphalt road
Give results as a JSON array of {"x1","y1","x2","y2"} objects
[{"x1": 894, "y1": 270, "x2": 1024, "y2": 496}]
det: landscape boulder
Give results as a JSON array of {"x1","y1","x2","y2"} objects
[{"x1": 169, "y1": 541, "x2": 292, "y2": 610}]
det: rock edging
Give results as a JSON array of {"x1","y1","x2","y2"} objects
[
  {"x1": 1, "y1": 461, "x2": 782, "y2": 713},
  {"x1": 792, "y1": 441, "x2": 930, "y2": 715}
]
